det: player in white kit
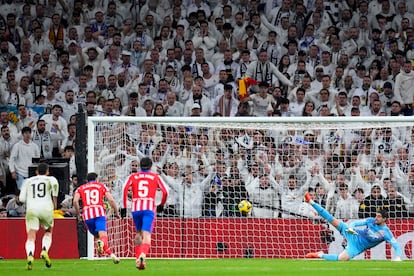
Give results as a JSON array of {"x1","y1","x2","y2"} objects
[{"x1": 18, "y1": 163, "x2": 59, "y2": 270}]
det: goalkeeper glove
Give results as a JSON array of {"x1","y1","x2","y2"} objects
[
  {"x1": 345, "y1": 228, "x2": 358, "y2": 235},
  {"x1": 156, "y1": 205, "x2": 164, "y2": 213}
]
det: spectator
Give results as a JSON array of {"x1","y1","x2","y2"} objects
[
  {"x1": 143, "y1": 99, "x2": 155, "y2": 116},
  {"x1": 215, "y1": 49, "x2": 238, "y2": 83},
  {"x1": 184, "y1": 84, "x2": 211, "y2": 117},
  {"x1": 17, "y1": 76, "x2": 33, "y2": 106},
  {"x1": 332, "y1": 91, "x2": 353, "y2": 116},
  {"x1": 5, "y1": 13, "x2": 24, "y2": 53},
  {"x1": 203, "y1": 176, "x2": 222, "y2": 218},
  {"x1": 0, "y1": 125, "x2": 18, "y2": 193},
  {"x1": 0, "y1": 206, "x2": 7, "y2": 217},
  {"x1": 3, "y1": 80, "x2": 26, "y2": 106},
  {"x1": 60, "y1": 123, "x2": 76, "y2": 152},
  {"x1": 278, "y1": 98, "x2": 292, "y2": 117},
  {"x1": 288, "y1": 57, "x2": 313, "y2": 87},
  {"x1": 120, "y1": 92, "x2": 144, "y2": 117},
  {"x1": 9, "y1": 127, "x2": 40, "y2": 191},
  {"x1": 164, "y1": 91, "x2": 184, "y2": 117},
  {"x1": 50, "y1": 76, "x2": 65, "y2": 103},
  {"x1": 153, "y1": 103, "x2": 166, "y2": 117},
  {"x1": 310, "y1": 75, "x2": 336, "y2": 108},
  {"x1": 59, "y1": 194, "x2": 77, "y2": 217},
  {"x1": 249, "y1": 174, "x2": 280, "y2": 218},
  {"x1": 40, "y1": 104, "x2": 68, "y2": 157},
  {"x1": 394, "y1": 60, "x2": 414, "y2": 115},
  {"x1": 177, "y1": 168, "x2": 210, "y2": 218},
  {"x1": 302, "y1": 101, "x2": 316, "y2": 116},
  {"x1": 334, "y1": 184, "x2": 359, "y2": 219},
  {"x1": 62, "y1": 145, "x2": 76, "y2": 178},
  {"x1": 358, "y1": 185, "x2": 390, "y2": 218},
  {"x1": 286, "y1": 87, "x2": 304, "y2": 116},
  {"x1": 150, "y1": 79, "x2": 169, "y2": 105},
  {"x1": 5, "y1": 193, "x2": 25, "y2": 217},
  {"x1": 353, "y1": 75, "x2": 379, "y2": 108},
  {"x1": 101, "y1": 74, "x2": 126, "y2": 105},
  {"x1": 159, "y1": 162, "x2": 181, "y2": 217},
  {"x1": 379, "y1": 82, "x2": 399, "y2": 115},
  {"x1": 60, "y1": 90, "x2": 78, "y2": 123},
  {"x1": 221, "y1": 174, "x2": 249, "y2": 217},
  {"x1": 353, "y1": 187, "x2": 366, "y2": 207},
  {"x1": 114, "y1": 50, "x2": 140, "y2": 84},
  {"x1": 190, "y1": 47, "x2": 215, "y2": 79},
  {"x1": 163, "y1": 64, "x2": 182, "y2": 95},
  {"x1": 43, "y1": 84, "x2": 58, "y2": 110},
  {"x1": 245, "y1": 49, "x2": 293, "y2": 88},
  {"x1": 241, "y1": 82, "x2": 275, "y2": 116},
  {"x1": 111, "y1": 97, "x2": 122, "y2": 116},
  {"x1": 386, "y1": 184, "x2": 409, "y2": 218},
  {"x1": 32, "y1": 119, "x2": 53, "y2": 159},
  {"x1": 14, "y1": 105, "x2": 35, "y2": 132},
  {"x1": 280, "y1": 174, "x2": 309, "y2": 218},
  {"x1": 211, "y1": 84, "x2": 239, "y2": 117}
]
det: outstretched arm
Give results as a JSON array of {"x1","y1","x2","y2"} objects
[
  {"x1": 385, "y1": 230, "x2": 403, "y2": 261},
  {"x1": 342, "y1": 218, "x2": 369, "y2": 235},
  {"x1": 259, "y1": 14, "x2": 277, "y2": 33}
]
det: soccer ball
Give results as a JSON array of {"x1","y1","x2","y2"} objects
[{"x1": 238, "y1": 200, "x2": 252, "y2": 213}]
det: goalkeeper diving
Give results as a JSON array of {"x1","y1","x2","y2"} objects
[{"x1": 304, "y1": 192, "x2": 402, "y2": 261}]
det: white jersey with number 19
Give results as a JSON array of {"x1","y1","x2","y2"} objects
[{"x1": 19, "y1": 175, "x2": 59, "y2": 212}]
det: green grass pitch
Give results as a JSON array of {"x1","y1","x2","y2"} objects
[{"x1": 1, "y1": 258, "x2": 414, "y2": 275}]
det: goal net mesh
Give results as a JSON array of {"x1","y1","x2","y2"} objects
[{"x1": 88, "y1": 117, "x2": 414, "y2": 259}]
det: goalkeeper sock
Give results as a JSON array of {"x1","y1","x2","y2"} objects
[
  {"x1": 321, "y1": 253, "x2": 339, "y2": 261},
  {"x1": 42, "y1": 233, "x2": 52, "y2": 252},
  {"x1": 311, "y1": 202, "x2": 334, "y2": 223},
  {"x1": 141, "y1": 243, "x2": 150, "y2": 255},
  {"x1": 100, "y1": 235, "x2": 112, "y2": 255},
  {"x1": 26, "y1": 240, "x2": 35, "y2": 257}
]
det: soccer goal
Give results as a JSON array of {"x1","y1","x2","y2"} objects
[{"x1": 87, "y1": 116, "x2": 414, "y2": 260}]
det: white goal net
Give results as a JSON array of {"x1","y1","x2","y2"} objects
[{"x1": 88, "y1": 116, "x2": 414, "y2": 260}]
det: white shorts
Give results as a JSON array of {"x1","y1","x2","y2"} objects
[{"x1": 25, "y1": 208, "x2": 54, "y2": 232}]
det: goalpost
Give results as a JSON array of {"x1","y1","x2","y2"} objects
[{"x1": 87, "y1": 116, "x2": 414, "y2": 260}]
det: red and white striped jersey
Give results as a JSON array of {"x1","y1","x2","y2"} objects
[
  {"x1": 76, "y1": 181, "x2": 109, "y2": 220},
  {"x1": 123, "y1": 170, "x2": 168, "y2": 212}
]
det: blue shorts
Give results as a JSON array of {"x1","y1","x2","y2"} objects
[
  {"x1": 337, "y1": 221, "x2": 364, "y2": 259},
  {"x1": 132, "y1": 210, "x2": 155, "y2": 233},
  {"x1": 85, "y1": 216, "x2": 107, "y2": 236}
]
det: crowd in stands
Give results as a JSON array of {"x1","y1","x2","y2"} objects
[{"x1": 0, "y1": 0, "x2": 414, "y2": 219}]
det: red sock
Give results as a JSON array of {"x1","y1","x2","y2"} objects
[
  {"x1": 100, "y1": 235, "x2": 112, "y2": 255},
  {"x1": 141, "y1": 243, "x2": 150, "y2": 255},
  {"x1": 134, "y1": 245, "x2": 141, "y2": 258},
  {"x1": 135, "y1": 243, "x2": 150, "y2": 258}
]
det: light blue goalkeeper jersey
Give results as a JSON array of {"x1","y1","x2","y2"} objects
[{"x1": 347, "y1": 218, "x2": 402, "y2": 257}]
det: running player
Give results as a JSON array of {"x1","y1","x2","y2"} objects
[
  {"x1": 18, "y1": 163, "x2": 59, "y2": 270},
  {"x1": 73, "y1": 172, "x2": 120, "y2": 263},
  {"x1": 123, "y1": 157, "x2": 168, "y2": 270}
]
